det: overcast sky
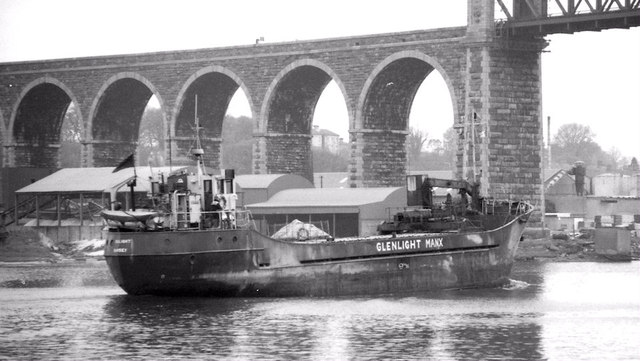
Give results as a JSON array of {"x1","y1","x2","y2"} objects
[{"x1": 1, "y1": 0, "x2": 638, "y2": 160}]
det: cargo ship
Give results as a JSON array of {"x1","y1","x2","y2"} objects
[
  {"x1": 102, "y1": 115, "x2": 533, "y2": 297},
  {"x1": 102, "y1": 167, "x2": 533, "y2": 297}
]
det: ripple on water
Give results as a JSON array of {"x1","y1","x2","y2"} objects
[{"x1": 0, "y1": 261, "x2": 638, "y2": 361}]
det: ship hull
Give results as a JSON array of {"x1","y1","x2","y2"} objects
[{"x1": 104, "y1": 211, "x2": 531, "y2": 297}]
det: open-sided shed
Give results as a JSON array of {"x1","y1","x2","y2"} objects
[{"x1": 13, "y1": 167, "x2": 176, "y2": 227}]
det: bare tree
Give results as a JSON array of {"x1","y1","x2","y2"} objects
[
  {"x1": 553, "y1": 123, "x2": 595, "y2": 148},
  {"x1": 59, "y1": 103, "x2": 82, "y2": 167},
  {"x1": 606, "y1": 147, "x2": 624, "y2": 169},
  {"x1": 627, "y1": 157, "x2": 640, "y2": 173},
  {"x1": 406, "y1": 127, "x2": 428, "y2": 164},
  {"x1": 137, "y1": 107, "x2": 164, "y2": 166}
]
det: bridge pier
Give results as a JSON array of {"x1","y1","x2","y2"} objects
[
  {"x1": 350, "y1": 130, "x2": 408, "y2": 188},
  {"x1": 88, "y1": 140, "x2": 138, "y2": 167},
  {"x1": 462, "y1": 39, "x2": 546, "y2": 202},
  {"x1": 253, "y1": 133, "x2": 313, "y2": 183},
  {"x1": 455, "y1": 0, "x2": 547, "y2": 204},
  {"x1": 4, "y1": 143, "x2": 61, "y2": 168}
]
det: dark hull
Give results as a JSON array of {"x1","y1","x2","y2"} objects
[{"x1": 104, "y1": 213, "x2": 531, "y2": 297}]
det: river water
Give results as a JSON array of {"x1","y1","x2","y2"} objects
[{"x1": 0, "y1": 260, "x2": 638, "y2": 361}]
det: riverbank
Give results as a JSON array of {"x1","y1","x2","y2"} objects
[
  {"x1": 517, "y1": 230, "x2": 640, "y2": 262},
  {"x1": 1, "y1": 226, "x2": 638, "y2": 263},
  {"x1": 0, "y1": 227, "x2": 104, "y2": 263}
]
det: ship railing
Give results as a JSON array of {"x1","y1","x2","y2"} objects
[
  {"x1": 479, "y1": 198, "x2": 532, "y2": 214},
  {"x1": 169, "y1": 209, "x2": 255, "y2": 231},
  {"x1": 513, "y1": 201, "x2": 533, "y2": 215},
  {"x1": 384, "y1": 201, "x2": 472, "y2": 221}
]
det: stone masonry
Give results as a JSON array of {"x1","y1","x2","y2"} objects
[{"x1": 0, "y1": 0, "x2": 546, "y2": 205}]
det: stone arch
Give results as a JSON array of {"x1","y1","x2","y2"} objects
[
  {"x1": 356, "y1": 50, "x2": 459, "y2": 131},
  {"x1": 6, "y1": 77, "x2": 81, "y2": 167},
  {"x1": 259, "y1": 59, "x2": 351, "y2": 134},
  {"x1": 171, "y1": 65, "x2": 251, "y2": 168},
  {"x1": 87, "y1": 72, "x2": 164, "y2": 166},
  {"x1": 173, "y1": 65, "x2": 254, "y2": 135},
  {"x1": 88, "y1": 72, "x2": 164, "y2": 141},
  {"x1": 255, "y1": 59, "x2": 349, "y2": 180},
  {"x1": 351, "y1": 51, "x2": 459, "y2": 187}
]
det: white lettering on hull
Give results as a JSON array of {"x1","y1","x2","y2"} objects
[
  {"x1": 375, "y1": 238, "x2": 443, "y2": 252},
  {"x1": 111, "y1": 239, "x2": 132, "y2": 254}
]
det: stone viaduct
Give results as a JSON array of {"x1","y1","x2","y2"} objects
[{"x1": 0, "y1": 1, "x2": 546, "y2": 205}]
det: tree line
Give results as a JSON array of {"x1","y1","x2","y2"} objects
[
  {"x1": 548, "y1": 123, "x2": 638, "y2": 176},
  {"x1": 406, "y1": 122, "x2": 639, "y2": 176},
  {"x1": 58, "y1": 105, "x2": 638, "y2": 176}
]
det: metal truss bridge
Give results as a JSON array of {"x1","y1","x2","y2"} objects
[{"x1": 496, "y1": 0, "x2": 640, "y2": 35}]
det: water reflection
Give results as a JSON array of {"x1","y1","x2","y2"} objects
[
  {"x1": 0, "y1": 261, "x2": 638, "y2": 360},
  {"x1": 445, "y1": 315, "x2": 544, "y2": 361},
  {"x1": 102, "y1": 296, "x2": 250, "y2": 359},
  {"x1": 96, "y1": 294, "x2": 548, "y2": 360}
]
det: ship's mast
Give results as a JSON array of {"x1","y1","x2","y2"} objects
[{"x1": 192, "y1": 95, "x2": 206, "y2": 185}]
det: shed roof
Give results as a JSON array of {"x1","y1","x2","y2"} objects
[
  {"x1": 246, "y1": 187, "x2": 403, "y2": 214},
  {"x1": 544, "y1": 169, "x2": 567, "y2": 190},
  {"x1": 312, "y1": 128, "x2": 340, "y2": 137},
  {"x1": 235, "y1": 174, "x2": 313, "y2": 189},
  {"x1": 16, "y1": 166, "x2": 180, "y2": 194},
  {"x1": 235, "y1": 174, "x2": 288, "y2": 189}
]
